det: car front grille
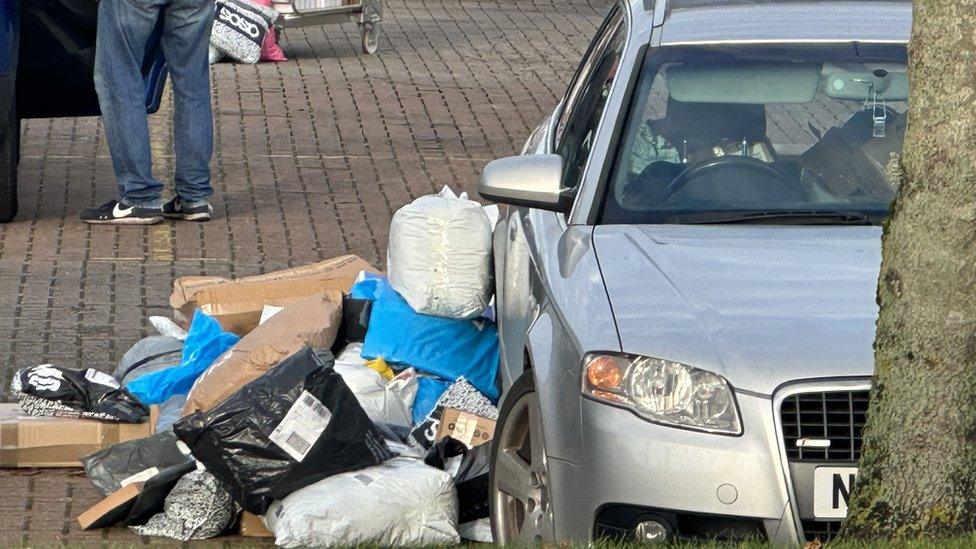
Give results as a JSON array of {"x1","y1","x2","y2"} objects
[
  {"x1": 781, "y1": 390, "x2": 869, "y2": 462},
  {"x1": 801, "y1": 520, "x2": 841, "y2": 542}
]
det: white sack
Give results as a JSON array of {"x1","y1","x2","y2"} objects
[
  {"x1": 265, "y1": 457, "x2": 460, "y2": 547},
  {"x1": 334, "y1": 343, "x2": 418, "y2": 429},
  {"x1": 388, "y1": 186, "x2": 493, "y2": 319}
]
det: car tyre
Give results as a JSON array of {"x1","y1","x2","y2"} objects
[
  {"x1": 489, "y1": 371, "x2": 556, "y2": 544},
  {"x1": 0, "y1": 101, "x2": 18, "y2": 223}
]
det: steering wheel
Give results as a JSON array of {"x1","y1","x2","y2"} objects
[{"x1": 661, "y1": 155, "x2": 805, "y2": 202}]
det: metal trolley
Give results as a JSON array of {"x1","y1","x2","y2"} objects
[{"x1": 271, "y1": 0, "x2": 382, "y2": 54}]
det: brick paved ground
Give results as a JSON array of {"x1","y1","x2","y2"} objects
[{"x1": 0, "y1": 0, "x2": 606, "y2": 545}]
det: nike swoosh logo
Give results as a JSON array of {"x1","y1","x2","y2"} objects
[{"x1": 112, "y1": 203, "x2": 134, "y2": 217}]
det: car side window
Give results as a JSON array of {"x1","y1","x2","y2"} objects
[{"x1": 555, "y1": 14, "x2": 626, "y2": 193}]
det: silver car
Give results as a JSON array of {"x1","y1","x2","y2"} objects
[{"x1": 478, "y1": 0, "x2": 910, "y2": 544}]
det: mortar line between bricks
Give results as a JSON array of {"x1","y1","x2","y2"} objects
[
  {"x1": 288, "y1": 27, "x2": 362, "y2": 263},
  {"x1": 1, "y1": 116, "x2": 53, "y2": 396},
  {"x1": 256, "y1": 64, "x2": 299, "y2": 268},
  {"x1": 233, "y1": 62, "x2": 269, "y2": 269},
  {"x1": 275, "y1": 60, "x2": 327, "y2": 261}
]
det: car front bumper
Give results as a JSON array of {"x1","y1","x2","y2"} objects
[{"x1": 547, "y1": 381, "x2": 867, "y2": 544}]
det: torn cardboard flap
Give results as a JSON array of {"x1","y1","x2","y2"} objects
[
  {"x1": 0, "y1": 404, "x2": 155, "y2": 468},
  {"x1": 170, "y1": 255, "x2": 376, "y2": 336},
  {"x1": 436, "y1": 408, "x2": 495, "y2": 448}
]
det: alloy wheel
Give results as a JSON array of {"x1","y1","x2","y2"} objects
[{"x1": 491, "y1": 390, "x2": 555, "y2": 544}]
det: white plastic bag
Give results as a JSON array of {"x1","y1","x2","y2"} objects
[
  {"x1": 265, "y1": 457, "x2": 460, "y2": 547},
  {"x1": 333, "y1": 343, "x2": 417, "y2": 429},
  {"x1": 387, "y1": 186, "x2": 493, "y2": 319},
  {"x1": 149, "y1": 316, "x2": 188, "y2": 340}
]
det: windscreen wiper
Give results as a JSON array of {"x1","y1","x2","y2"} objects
[{"x1": 664, "y1": 210, "x2": 875, "y2": 225}]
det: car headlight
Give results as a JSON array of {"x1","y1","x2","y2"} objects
[{"x1": 582, "y1": 353, "x2": 742, "y2": 435}]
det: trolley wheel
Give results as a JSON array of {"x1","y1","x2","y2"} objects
[{"x1": 361, "y1": 22, "x2": 379, "y2": 54}]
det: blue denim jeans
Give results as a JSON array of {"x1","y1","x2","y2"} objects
[{"x1": 94, "y1": 0, "x2": 215, "y2": 205}]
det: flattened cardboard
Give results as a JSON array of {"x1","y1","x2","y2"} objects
[
  {"x1": 170, "y1": 255, "x2": 375, "y2": 335},
  {"x1": 239, "y1": 511, "x2": 273, "y2": 537},
  {"x1": 0, "y1": 404, "x2": 154, "y2": 468},
  {"x1": 181, "y1": 292, "x2": 343, "y2": 415},
  {"x1": 77, "y1": 482, "x2": 144, "y2": 530},
  {"x1": 436, "y1": 408, "x2": 495, "y2": 448}
]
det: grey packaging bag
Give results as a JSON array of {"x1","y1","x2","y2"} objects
[{"x1": 210, "y1": 0, "x2": 278, "y2": 64}]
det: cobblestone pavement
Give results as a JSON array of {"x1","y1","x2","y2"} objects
[{"x1": 0, "y1": 0, "x2": 607, "y2": 544}]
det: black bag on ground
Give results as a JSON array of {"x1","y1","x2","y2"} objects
[
  {"x1": 455, "y1": 443, "x2": 491, "y2": 523},
  {"x1": 125, "y1": 460, "x2": 199, "y2": 526},
  {"x1": 173, "y1": 346, "x2": 395, "y2": 514},
  {"x1": 423, "y1": 436, "x2": 490, "y2": 523},
  {"x1": 82, "y1": 431, "x2": 194, "y2": 496},
  {"x1": 11, "y1": 364, "x2": 148, "y2": 423}
]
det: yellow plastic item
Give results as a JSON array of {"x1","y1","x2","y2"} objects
[{"x1": 365, "y1": 358, "x2": 395, "y2": 381}]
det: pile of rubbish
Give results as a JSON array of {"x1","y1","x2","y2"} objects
[{"x1": 1, "y1": 187, "x2": 501, "y2": 545}]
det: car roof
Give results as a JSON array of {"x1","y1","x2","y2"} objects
[{"x1": 631, "y1": 0, "x2": 911, "y2": 45}]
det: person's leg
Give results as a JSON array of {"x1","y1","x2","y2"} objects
[
  {"x1": 93, "y1": 0, "x2": 166, "y2": 206},
  {"x1": 162, "y1": 0, "x2": 215, "y2": 205}
]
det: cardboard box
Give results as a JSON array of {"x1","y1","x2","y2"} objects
[
  {"x1": 436, "y1": 408, "x2": 495, "y2": 448},
  {"x1": 170, "y1": 255, "x2": 375, "y2": 336},
  {"x1": 77, "y1": 482, "x2": 144, "y2": 530},
  {"x1": 239, "y1": 511, "x2": 273, "y2": 538},
  {"x1": 0, "y1": 404, "x2": 155, "y2": 468},
  {"x1": 181, "y1": 292, "x2": 343, "y2": 415}
]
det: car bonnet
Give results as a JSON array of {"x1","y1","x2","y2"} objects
[{"x1": 592, "y1": 224, "x2": 881, "y2": 395}]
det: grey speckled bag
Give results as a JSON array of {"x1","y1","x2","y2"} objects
[
  {"x1": 210, "y1": 0, "x2": 278, "y2": 64},
  {"x1": 131, "y1": 469, "x2": 238, "y2": 541}
]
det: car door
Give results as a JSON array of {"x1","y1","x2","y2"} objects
[
  {"x1": 15, "y1": 0, "x2": 167, "y2": 119},
  {"x1": 495, "y1": 5, "x2": 628, "y2": 390}
]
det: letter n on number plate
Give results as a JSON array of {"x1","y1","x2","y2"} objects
[{"x1": 813, "y1": 467, "x2": 857, "y2": 519}]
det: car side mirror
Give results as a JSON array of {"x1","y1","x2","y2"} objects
[{"x1": 478, "y1": 154, "x2": 570, "y2": 212}]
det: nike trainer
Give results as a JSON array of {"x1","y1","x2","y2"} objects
[
  {"x1": 162, "y1": 197, "x2": 213, "y2": 222},
  {"x1": 80, "y1": 200, "x2": 164, "y2": 225}
]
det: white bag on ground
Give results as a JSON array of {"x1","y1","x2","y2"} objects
[
  {"x1": 333, "y1": 343, "x2": 418, "y2": 429},
  {"x1": 387, "y1": 186, "x2": 493, "y2": 319},
  {"x1": 265, "y1": 457, "x2": 460, "y2": 547}
]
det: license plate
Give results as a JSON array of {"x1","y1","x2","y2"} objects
[{"x1": 813, "y1": 467, "x2": 857, "y2": 519}]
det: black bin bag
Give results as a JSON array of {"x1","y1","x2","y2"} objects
[
  {"x1": 424, "y1": 437, "x2": 490, "y2": 524},
  {"x1": 173, "y1": 346, "x2": 395, "y2": 514},
  {"x1": 332, "y1": 296, "x2": 372, "y2": 353},
  {"x1": 11, "y1": 365, "x2": 148, "y2": 423},
  {"x1": 82, "y1": 431, "x2": 194, "y2": 496}
]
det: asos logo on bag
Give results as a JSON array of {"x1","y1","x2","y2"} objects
[{"x1": 219, "y1": 8, "x2": 261, "y2": 39}]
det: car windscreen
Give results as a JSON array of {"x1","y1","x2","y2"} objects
[{"x1": 599, "y1": 44, "x2": 908, "y2": 225}]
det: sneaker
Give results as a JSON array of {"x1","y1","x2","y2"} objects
[
  {"x1": 80, "y1": 199, "x2": 164, "y2": 225},
  {"x1": 163, "y1": 197, "x2": 213, "y2": 221}
]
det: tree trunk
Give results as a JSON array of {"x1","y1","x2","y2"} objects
[{"x1": 840, "y1": 0, "x2": 976, "y2": 540}]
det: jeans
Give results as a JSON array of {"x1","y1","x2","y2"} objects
[{"x1": 94, "y1": 0, "x2": 215, "y2": 205}]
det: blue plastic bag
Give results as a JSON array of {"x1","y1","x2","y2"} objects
[
  {"x1": 349, "y1": 272, "x2": 384, "y2": 300},
  {"x1": 355, "y1": 278, "x2": 500, "y2": 401},
  {"x1": 412, "y1": 376, "x2": 452, "y2": 425},
  {"x1": 126, "y1": 311, "x2": 240, "y2": 405}
]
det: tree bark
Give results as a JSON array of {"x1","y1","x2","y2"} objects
[{"x1": 840, "y1": 0, "x2": 976, "y2": 540}]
